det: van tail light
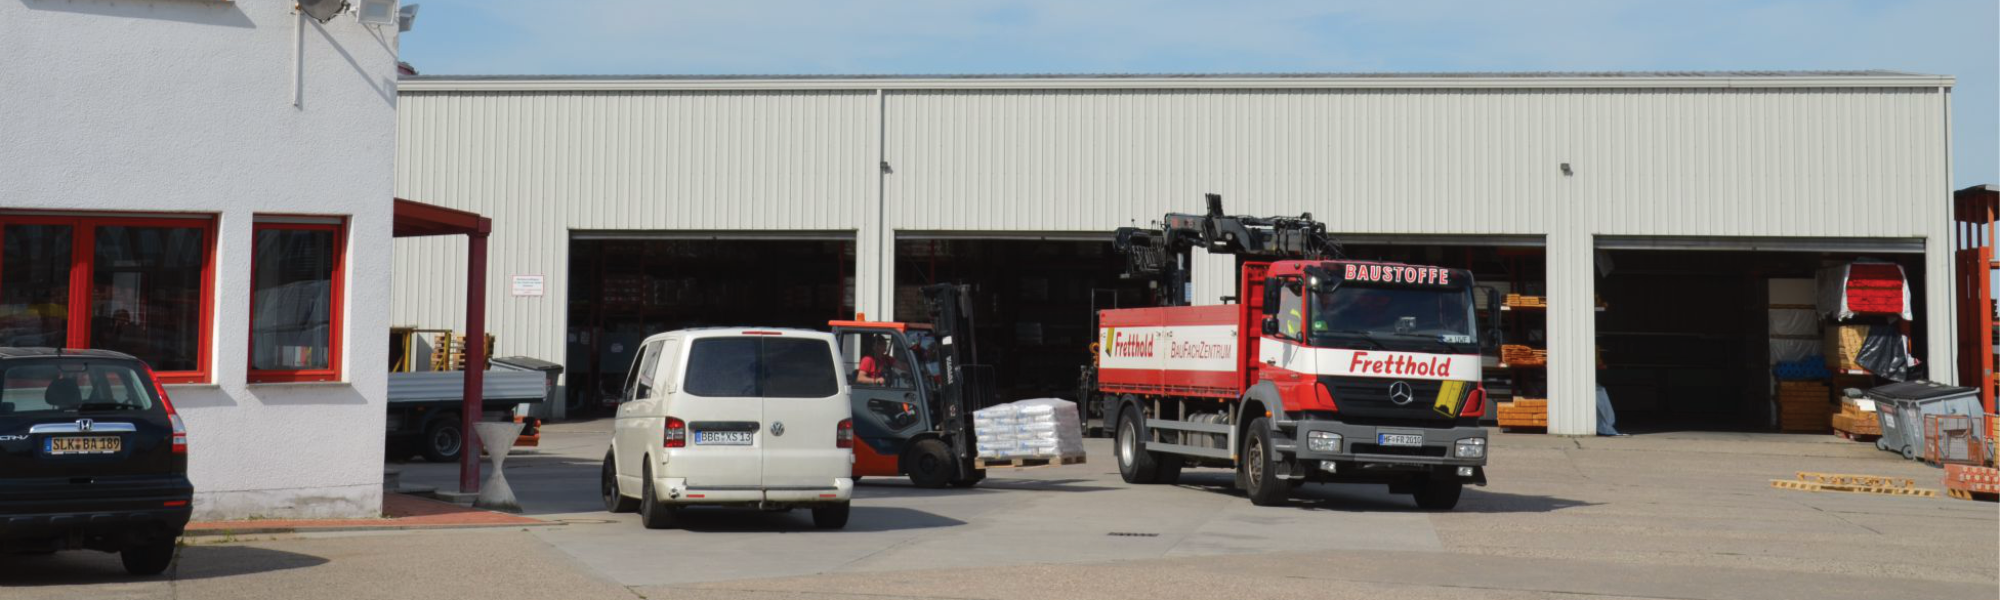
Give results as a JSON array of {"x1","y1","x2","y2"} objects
[
  {"x1": 1460, "y1": 386, "x2": 1487, "y2": 419},
  {"x1": 836, "y1": 418, "x2": 853, "y2": 449},
  {"x1": 663, "y1": 417, "x2": 687, "y2": 448},
  {"x1": 142, "y1": 364, "x2": 187, "y2": 454},
  {"x1": 1313, "y1": 382, "x2": 1340, "y2": 413}
]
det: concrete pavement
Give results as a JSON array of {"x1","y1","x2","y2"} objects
[{"x1": 6, "y1": 422, "x2": 1993, "y2": 599}]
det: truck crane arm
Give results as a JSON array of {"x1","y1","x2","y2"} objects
[{"x1": 1114, "y1": 193, "x2": 1341, "y2": 306}]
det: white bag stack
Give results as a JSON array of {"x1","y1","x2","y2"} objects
[{"x1": 972, "y1": 398, "x2": 1086, "y2": 460}]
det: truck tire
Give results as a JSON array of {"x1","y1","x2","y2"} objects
[
  {"x1": 1414, "y1": 477, "x2": 1463, "y2": 511},
  {"x1": 602, "y1": 451, "x2": 638, "y2": 513},
  {"x1": 420, "y1": 415, "x2": 463, "y2": 463},
  {"x1": 905, "y1": 438, "x2": 954, "y2": 489},
  {"x1": 640, "y1": 464, "x2": 679, "y2": 530},
  {"x1": 1116, "y1": 409, "x2": 1164, "y2": 484},
  {"x1": 1239, "y1": 417, "x2": 1291, "y2": 506}
]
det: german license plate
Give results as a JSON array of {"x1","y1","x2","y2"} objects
[
  {"x1": 1378, "y1": 433, "x2": 1424, "y2": 447},
  {"x1": 695, "y1": 430, "x2": 754, "y2": 446},
  {"x1": 47, "y1": 436, "x2": 121, "y2": 455}
]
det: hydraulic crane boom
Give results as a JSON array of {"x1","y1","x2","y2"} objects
[{"x1": 1114, "y1": 193, "x2": 1340, "y2": 306}]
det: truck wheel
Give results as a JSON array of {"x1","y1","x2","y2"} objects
[
  {"x1": 1240, "y1": 418, "x2": 1291, "y2": 506},
  {"x1": 811, "y1": 502, "x2": 851, "y2": 529},
  {"x1": 602, "y1": 451, "x2": 638, "y2": 513},
  {"x1": 1116, "y1": 409, "x2": 1163, "y2": 484},
  {"x1": 120, "y1": 539, "x2": 176, "y2": 576},
  {"x1": 905, "y1": 438, "x2": 954, "y2": 489},
  {"x1": 1414, "y1": 478, "x2": 1463, "y2": 510},
  {"x1": 640, "y1": 464, "x2": 679, "y2": 530},
  {"x1": 420, "y1": 416, "x2": 463, "y2": 463}
]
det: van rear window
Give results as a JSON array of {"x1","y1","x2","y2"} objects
[
  {"x1": 683, "y1": 337, "x2": 839, "y2": 399},
  {"x1": 0, "y1": 360, "x2": 156, "y2": 417}
]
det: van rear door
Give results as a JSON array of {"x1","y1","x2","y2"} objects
[
  {"x1": 756, "y1": 336, "x2": 848, "y2": 490},
  {"x1": 675, "y1": 337, "x2": 765, "y2": 489}
]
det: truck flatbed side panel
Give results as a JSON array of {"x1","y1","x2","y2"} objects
[{"x1": 1097, "y1": 305, "x2": 1243, "y2": 398}]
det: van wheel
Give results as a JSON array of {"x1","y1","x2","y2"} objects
[
  {"x1": 905, "y1": 439, "x2": 954, "y2": 489},
  {"x1": 1413, "y1": 478, "x2": 1463, "y2": 511},
  {"x1": 602, "y1": 452, "x2": 638, "y2": 513},
  {"x1": 1116, "y1": 409, "x2": 1162, "y2": 484},
  {"x1": 811, "y1": 502, "x2": 850, "y2": 529},
  {"x1": 1239, "y1": 417, "x2": 1291, "y2": 506},
  {"x1": 639, "y1": 464, "x2": 679, "y2": 530},
  {"x1": 121, "y1": 540, "x2": 176, "y2": 576},
  {"x1": 420, "y1": 416, "x2": 463, "y2": 463}
]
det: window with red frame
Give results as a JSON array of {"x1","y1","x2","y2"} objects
[
  {"x1": 0, "y1": 214, "x2": 216, "y2": 384},
  {"x1": 248, "y1": 219, "x2": 345, "y2": 383}
]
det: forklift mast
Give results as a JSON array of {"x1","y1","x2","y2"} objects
[
  {"x1": 1114, "y1": 193, "x2": 1339, "y2": 306},
  {"x1": 920, "y1": 283, "x2": 996, "y2": 476}
]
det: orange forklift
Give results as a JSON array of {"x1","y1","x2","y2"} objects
[{"x1": 830, "y1": 284, "x2": 995, "y2": 488}]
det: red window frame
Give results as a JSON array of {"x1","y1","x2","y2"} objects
[
  {"x1": 0, "y1": 214, "x2": 217, "y2": 384},
  {"x1": 246, "y1": 219, "x2": 347, "y2": 384}
]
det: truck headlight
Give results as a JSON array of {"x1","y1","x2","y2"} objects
[
  {"x1": 1308, "y1": 431, "x2": 1342, "y2": 453},
  {"x1": 1455, "y1": 438, "x2": 1487, "y2": 459}
]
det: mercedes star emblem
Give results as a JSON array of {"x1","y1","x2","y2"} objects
[
  {"x1": 1388, "y1": 381, "x2": 1415, "y2": 406},
  {"x1": 771, "y1": 422, "x2": 785, "y2": 436}
]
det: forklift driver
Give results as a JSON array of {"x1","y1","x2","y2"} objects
[{"x1": 854, "y1": 335, "x2": 908, "y2": 387}]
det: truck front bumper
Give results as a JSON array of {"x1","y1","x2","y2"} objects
[{"x1": 1281, "y1": 421, "x2": 1488, "y2": 483}]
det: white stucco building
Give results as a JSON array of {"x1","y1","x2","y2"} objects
[
  {"x1": 2, "y1": 1, "x2": 399, "y2": 519},
  {"x1": 394, "y1": 72, "x2": 1955, "y2": 437}
]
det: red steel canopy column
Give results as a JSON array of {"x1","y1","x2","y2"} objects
[{"x1": 393, "y1": 198, "x2": 495, "y2": 493}]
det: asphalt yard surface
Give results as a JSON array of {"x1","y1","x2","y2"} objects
[{"x1": 6, "y1": 420, "x2": 1994, "y2": 600}]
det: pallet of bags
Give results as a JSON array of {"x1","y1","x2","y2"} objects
[{"x1": 972, "y1": 398, "x2": 1086, "y2": 467}]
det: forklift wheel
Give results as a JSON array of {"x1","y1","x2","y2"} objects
[
  {"x1": 948, "y1": 471, "x2": 985, "y2": 488},
  {"x1": 905, "y1": 438, "x2": 955, "y2": 489}
]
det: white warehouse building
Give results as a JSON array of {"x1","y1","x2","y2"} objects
[{"x1": 393, "y1": 71, "x2": 1957, "y2": 436}]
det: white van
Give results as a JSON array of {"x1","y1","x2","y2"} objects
[{"x1": 600, "y1": 328, "x2": 855, "y2": 529}]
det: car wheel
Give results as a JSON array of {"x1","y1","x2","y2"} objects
[
  {"x1": 1239, "y1": 417, "x2": 1291, "y2": 506},
  {"x1": 905, "y1": 438, "x2": 954, "y2": 489},
  {"x1": 602, "y1": 451, "x2": 638, "y2": 513},
  {"x1": 1414, "y1": 478, "x2": 1464, "y2": 511},
  {"x1": 639, "y1": 464, "x2": 678, "y2": 530},
  {"x1": 420, "y1": 417, "x2": 463, "y2": 463},
  {"x1": 811, "y1": 502, "x2": 850, "y2": 529},
  {"x1": 1116, "y1": 408, "x2": 1162, "y2": 484},
  {"x1": 121, "y1": 539, "x2": 176, "y2": 576}
]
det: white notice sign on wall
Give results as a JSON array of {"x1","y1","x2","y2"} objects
[{"x1": 511, "y1": 275, "x2": 545, "y2": 297}]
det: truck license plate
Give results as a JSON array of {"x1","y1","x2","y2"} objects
[
  {"x1": 1378, "y1": 433, "x2": 1424, "y2": 447},
  {"x1": 695, "y1": 431, "x2": 754, "y2": 446},
  {"x1": 47, "y1": 436, "x2": 121, "y2": 455}
]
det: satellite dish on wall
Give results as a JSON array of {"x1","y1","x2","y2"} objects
[{"x1": 298, "y1": 0, "x2": 350, "y2": 23}]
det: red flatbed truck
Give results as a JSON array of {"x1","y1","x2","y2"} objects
[{"x1": 1094, "y1": 195, "x2": 1496, "y2": 509}]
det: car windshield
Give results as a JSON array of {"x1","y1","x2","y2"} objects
[
  {"x1": 1309, "y1": 284, "x2": 1476, "y2": 345},
  {"x1": 0, "y1": 359, "x2": 157, "y2": 416}
]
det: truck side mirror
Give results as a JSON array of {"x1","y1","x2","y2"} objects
[{"x1": 1262, "y1": 316, "x2": 1279, "y2": 336}]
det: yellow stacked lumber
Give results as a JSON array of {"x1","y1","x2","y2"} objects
[
  {"x1": 1501, "y1": 345, "x2": 1547, "y2": 367},
  {"x1": 1777, "y1": 381, "x2": 1832, "y2": 433},
  {"x1": 1497, "y1": 399, "x2": 1548, "y2": 429}
]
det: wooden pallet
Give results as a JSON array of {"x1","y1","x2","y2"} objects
[
  {"x1": 1770, "y1": 479, "x2": 1939, "y2": 497},
  {"x1": 1946, "y1": 489, "x2": 1998, "y2": 502},
  {"x1": 1832, "y1": 429, "x2": 1881, "y2": 442},
  {"x1": 1794, "y1": 471, "x2": 1917, "y2": 489},
  {"x1": 976, "y1": 456, "x2": 1086, "y2": 469}
]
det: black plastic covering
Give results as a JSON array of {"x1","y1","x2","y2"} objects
[{"x1": 1854, "y1": 325, "x2": 1914, "y2": 382}]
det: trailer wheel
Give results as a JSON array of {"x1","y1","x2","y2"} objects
[
  {"x1": 420, "y1": 415, "x2": 463, "y2": 463},
  {"x1": 905, "y1": 438, "x2": 954, "y2": 489},
  {"x1": 1239, "y1": 417, "x2": 1291, "y2": 506},
  {"x1": 1116, "y1": 409, "x2": 1164, "y2": 484}
]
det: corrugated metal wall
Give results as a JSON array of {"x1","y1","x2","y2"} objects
[{"x1": 394, "y1": 79, "x2": 1953, "y2": 434}]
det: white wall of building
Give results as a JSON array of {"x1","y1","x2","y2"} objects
[
  {"x1": 3, "y1": 1, "x2": 399, "y2": 519},
  {"x1": 396, "y1": 73, "x2": 1954, "y2": 436}
]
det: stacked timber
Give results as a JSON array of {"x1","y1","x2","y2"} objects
[
  {"x1": 1497, "y1": 399, "x2": 1548, "y2": 430},
  {"x1": 1829, "y1": 396, "x2": 1881, "y2": 441},
  {"x1": 1777, "y1": 381, "x2": 1832, "y2": 433},
  {"x1": 1501, "y1": 345, "x2": 1547, "y2": 367}
]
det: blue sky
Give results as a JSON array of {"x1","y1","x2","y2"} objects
[{"x1": 400, "y1": 0, "x2": 1996, "y2": 187}]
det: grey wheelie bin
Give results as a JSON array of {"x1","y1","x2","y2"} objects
[{"x1": 1865, "y1": 381, "x2": 1981, "y2": 460}]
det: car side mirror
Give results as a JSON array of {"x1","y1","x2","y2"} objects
[{"x1": 1262, "y1": 316, "x2": 1279, "y2": 336}]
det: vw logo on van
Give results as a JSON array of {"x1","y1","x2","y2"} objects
[
  {"x1": 770, "y1": 422, "x2": 785, "y2": 436},
  {"x1": 1388, "y1": 381, "x2": 1415, "y2": 406}
]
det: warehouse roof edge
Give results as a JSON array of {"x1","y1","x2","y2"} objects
[{"x1": 398, "y1": 70, "x2": 1953, "y2": 92}]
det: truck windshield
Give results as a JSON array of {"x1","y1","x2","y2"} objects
[{"x1": 1309, "y1": 285, "x2": 1476, "y2": 347}]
